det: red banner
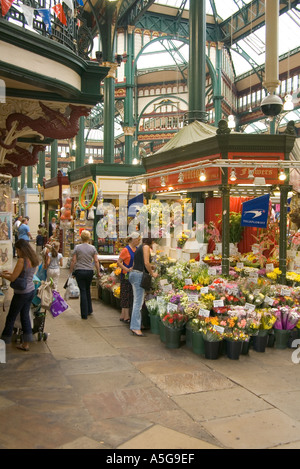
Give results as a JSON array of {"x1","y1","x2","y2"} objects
[
  {"x1": 52, "y1": 3, "x2": 67, "y2": 25},
  {"x1": 1, "y1": 0, "x2": 15, "y2": 16}
]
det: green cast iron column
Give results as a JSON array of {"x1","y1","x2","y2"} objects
[
  {"x1": 21, "y1": 166, "x2": 25, "y2": 189},
  {"x1": 221, "y1": 177, "x2": 230, "y2": 277},
  {"x1": 27, "y1": 165, "x2": 33, "y2": 188},
  {"x1": 214, "y1": 44, "x2": 223, "y2": 125},
  {"x1": 279, "y1": 182, "x2": 292, "y2": 285},
  {"x1": 188, "y1": 0, "x2": 206, "y2": 123},
  {"x1": 124, "y1": 26, "x2": 135, "y2": 164},
  {"x1": 75, "y1": 117, "x2": 85, "y2": 168},
  {"x1": 51, "y1": 140, "x2": 58, "y2": 178},
  {"x1": 38, "y1": 150, "x2": 45, "y2": 185},
  {"x1": 103, "y1": 66, "x2": 116, "y2": 164}
]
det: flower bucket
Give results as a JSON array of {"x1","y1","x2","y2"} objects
[
  {"x1": 253, "y1": 332, "x2": 268, "y2": 353},
  {"x1": 267, "y1": 331, "x2": 275, "y2": 348},
  {"x1": 150, "y1": 314, "x2": 160, "y2": 335},
  {"x1": 110, "y1": 290, "x2": 117, "y2": 308},
  {"x1": 102, "y1": 288, "x2": 111, "y2": 304},
  {"x1": 204, "y1": 340, "x2": 220, "y2": 360},
  {"x1": 159, "y1": 318, "x2": 166, "y2": 343},
  {"x1": 274, "y1": 329, "x2": 290, "y2": 349},
  {"x1": 192, "y1": 330, "x2": 205, "y2": 355},
  {"x1": 226, "y1": 340, "x2": 242, "y2": 360},
  {"x1": 185, "y1": 323, "x2": 193, "y2": 348},
  {"x1": 241, "y1": 340, "x2": 250, "y2": 355},
  {"x1": 164, "y1": 326, "x2": 183, "y2": 349}
]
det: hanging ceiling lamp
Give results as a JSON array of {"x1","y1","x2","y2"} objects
[
  {"x1": 161, "y1": 176, "x2": 166, "y2": 187},
  {"x1": 228, "y1": 114, "x2": 236, "y2": 129},
  {"x1": 278, "y1": 169, "x2": 287, "y2": 181},
  {"x1": 199, "y1": 170, "x2": 206, "y2": 182},
  {"x1": 283, "y1": 94, "x2": 294, "y2": 111},
  {"x1": 178, "y1": 172, "x2": 184, "y2": 184},
  {"x1": 230, "y1": 169, "x2": 237, "y2": 181}
]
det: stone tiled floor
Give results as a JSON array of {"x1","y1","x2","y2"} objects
[{"x1": 1, "y1": 268, "x2": 300, "y2": 449}]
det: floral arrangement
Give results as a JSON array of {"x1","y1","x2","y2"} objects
[
  {"x1": 162, "y1": 312, "x2": 188, "y2": 329},
  {"x1": 290, "y1": 232, "x2": 300, "y2": 251},
  {"x1": 194, "y1": 221, "x2": 220, "y2": 244},
  {"x1": 177, "y1": 232, "x2": 189, "y2": 249},
  {"x1": 113, "y1": 286, "x2": 121, "y2": 298},
  {"x1": 272, "y1": 306, "x2": 300, "y2": 330},
  {"x1": 220, "y1": 316, "x2": 249, "y2": 342},
  {"x1": 146, "y1": 299, "x2": 160, "y2": 315}
]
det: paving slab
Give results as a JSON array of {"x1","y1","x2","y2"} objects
[
  {"x1": 261, "y1": 390, "x2": 300, "y2": 420},
  {"x1": 202, "y1": 409, "x2": 300, "y2": 449},
  {"x1": 117, "y1": 424, "x2": 220, "y2": 449}
]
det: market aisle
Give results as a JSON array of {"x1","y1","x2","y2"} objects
[{"x1": 0, "y1": 268, "x2": 300, "y2": 449}]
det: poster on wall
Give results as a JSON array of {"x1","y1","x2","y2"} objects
[
  {"x1": 0, "y1": 241, "x2": 13, "y2": 271},
  {"x1": 0, "y1": 187, "x2": 12, "y2": 212},
  {"x1": 0, "y1": 213, "x2": 12, "y2": 241}
]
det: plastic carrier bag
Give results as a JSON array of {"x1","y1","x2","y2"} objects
[
  {"x1": 50, "y1": 291, "x2": 68, "y2": 318},
  {"x1": 37, "y1": 280, "x2": 53, "y2": 310},
  {"x1": 64, "y1": 276, "x2": 79, "y2": 300}
]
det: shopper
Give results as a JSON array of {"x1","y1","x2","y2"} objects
[
  {"x1": 49, "y1": 217, "x2": 57, "y2": 238},
  {"x1": 46, "y1": 241, "x2": 63, "y2": 290},
  {"x1": 117, "y1": 232, "x2": 141, "y2": 323},
  {"x1": 13, "y1": 215, "x2": 22, "y2": 257},
  {"x1": 0, "y1": 239, "x2": 39, "y2": 351},
  {"x1": 18, "y1": 217, "x2": 33, "y2": 242},
  {"x1": 70, "y1": 230, "x2": 101, "y2": 319},
  {"x1": 129, "y1": 237, "x2": 158, "y2": 337},
  {"x1": 36, "y1": 229, "x2": 44, "y2": 260}
]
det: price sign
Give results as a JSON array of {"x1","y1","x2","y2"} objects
[
  {"x1": 167, "y1": 303, "x2": 178, "y2": 312},
  {"x1": 213, "y1": 299, "x2": 224, "y2": 308},
  {"x1": 160, "y1": 279, "x2": 168, "y2": 286},
  {"x1": 185, "y1": 278, "x2": 193, "y2": 285},
  {"x1": 163, "y1": 284, "x2": 173, "y2": 292},
  {"x1": 156, "y1": 296, "x2": 165, "y2": 305},
  {"x1": 236, "y1": 262, "x2": 244, "y2": 269},
  {"x1": 201, "y1": 287, "x2": 209, "y2": 294},
  {"x1": 245, "y1": 303, "x2": 255, "y2": 311},
  {"x1": 208, "y1": 267, "x2": 217, "y2": 275},
  {"x1": 188, "y1": 293, "x2": 199, "y2": 302},
  {"x1": 281, "y1": 288, "x2": 290, "y2": 297},
  {"x1": 213, "y1": 325, "x2": 225, "y2": 334},
  {"x1": 264, "y1": 296, "x2": 274, "y2": 306},
  {"x1": 199, "y1": 308, "x2": 210, "y2": 317},
  {"x1": 266, "y1": 263, "x2": 274, "y2": 272}
]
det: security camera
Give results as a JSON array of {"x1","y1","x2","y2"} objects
[{"x1": 260, "y1": 94, "x2": 283, "y2": 117}]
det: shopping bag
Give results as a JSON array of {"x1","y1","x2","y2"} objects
[
  {"x1": 50, "y1": 291, "x2": 69, "y2": 318},
  {"x1": 64, "y1": 276, "x2": 79, "y2": 300},
  {"x1": 37, "y1": 280, "x2": 53, "y2": 310},
  {"x1": 36, "y1": 263, "x2": 47, "y2": 282}
]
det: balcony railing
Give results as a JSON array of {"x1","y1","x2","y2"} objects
[{"x1": 1, "y1": 0, "x2": 93, "y2": 58}]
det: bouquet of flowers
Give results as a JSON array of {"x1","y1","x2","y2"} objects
[
  {"x1": 202, "y1": 317, "x2": 224, "y2": 342},
  {"x1": 272, "y1": 306, "x2": 300, "y2": 330},
  {"x1": 260, "y1": 309, "x2": 277, "y2": 330},
  {"x1": 220, "y1": 316, "x2": 249, "y2": 342},
  {"x1": 145, "y1": 298, "x2": 160, "y2": 316},
  {"x1": 177, "y1": 232, "x2": 189, "y2": 249},
  {"x1": 162, "y1": 312, "x2": 188, "y2": 329},
  {"x1": 113, "y1": 286, "x2": 121, "y2": 298}
]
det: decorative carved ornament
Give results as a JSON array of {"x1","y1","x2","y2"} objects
[{"x1": 0, "y1": 98, "x2": 91, "y2": 176}]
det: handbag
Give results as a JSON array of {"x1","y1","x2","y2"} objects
[
  {"x1": 50, "y1": 290, "x2": 69, "y2": 318},
  {"x1": 139, "y1": 247, "x2": 152, "y2": 290},
  {"x1": 10, "y1": 260, "x2": 27, "y2": 290}
]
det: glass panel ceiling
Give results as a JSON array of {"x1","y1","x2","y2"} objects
[{"x1": 144, "y1": 3, "x2": 300, "y2": 78}]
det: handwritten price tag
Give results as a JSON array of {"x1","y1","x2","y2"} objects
[
  {"x1": 167, "y1": 303, "x2": 178, "y2": 312},
  {"x1": 266, "y1": 263, "x2": 274, "y2": 272},
  {"x1": 213, "y1": 299, "x2": 224, "y2": 308},
  {"x1": 188, "y1": 294, "x2": 199, "y2": 302},
  {"x1": 264, "y1": 296, "x2": 274, "y2": 306},
  {"x1": 201, "y1": 287, "x2": 209, "y2": 294},
  {"x1": 245, "y1": 303, "x2": 255, "y2": 311},
  {"x1": 281, "y1": 288, "x2": 290, "y2": 297},
  {"x1": 160, "y1": 279, "x2": 168, "y2": 286},
  {"x1": 163, "y1": 284, "x2": 173, "y2": 292},
  {"x1": 208, "y1": 267, "x2": 217, "y2": 275},
  {"x1": 185, "y1": 278, "x2": 193, "y2": 285},
  {"x1": 213, "y1": 325, "x2": 225, "y2": 334},
  {"x1": 199, "y1": 308, "x2": 210, "y2": 317},
  {"x1": 236, "y1": 262, "x2": 244, "y2": 269}
]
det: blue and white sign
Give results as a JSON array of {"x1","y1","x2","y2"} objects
[{"x1": 241, "y1": 194, "x2": 270, "y2": 228}]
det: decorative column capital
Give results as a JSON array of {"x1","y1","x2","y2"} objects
[
  {"x1": 103, "y1": 62, "x2": 119, "y2": 79},
  {"x1": 123, "y1": 126, "x2": 136, "y2": 136},
  {"x1": 128, "y1": 25, "x2": 135, "y2": 34}
]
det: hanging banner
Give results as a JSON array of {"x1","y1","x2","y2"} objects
[
  {"x1": 241, "y1": 194, "x2": 270, "y2": 228},
  {"x1": 0, "y1": 0, "x2": 15, "y2": 16},
  {"x1": 20, "y1": 4, "x2": 34, "y2": 28},
  {"x1": 52, "y1": 3, "x2": 67, "y2": 25},
  {"x1": 37, "y1": 8, "x2": 52, "y2": 32}
]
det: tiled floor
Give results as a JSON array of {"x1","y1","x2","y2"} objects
[{"x1": 0, "y1": 269, "x2": 300, "y2": 449}]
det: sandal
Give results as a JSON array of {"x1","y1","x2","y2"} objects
[{"x1": 17, "y1": 345, "x2": 29, "y2": 352}]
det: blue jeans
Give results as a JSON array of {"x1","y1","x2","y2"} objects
[
  {"x1": 74, "y1": 270, "x2": 94, "y2": 319},
  {"x1": 129, "y1": 270, "x2": 145, "y2": 331},
  {"x1": 1, "y1": 290, "x2": 35, "y2": 343}
]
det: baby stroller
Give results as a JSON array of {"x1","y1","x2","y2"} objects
[{"x1": 13, "y1": 275, "x2": 49, "y2": 343}]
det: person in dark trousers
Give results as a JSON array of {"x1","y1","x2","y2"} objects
[
  {"x1": 0, "y1": 239, "x2": 39, "y2": 351},
  {"x1": 69, "y1": 230, "x2": 101, "y2": 319}
]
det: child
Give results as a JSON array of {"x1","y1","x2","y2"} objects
[
  {"x1": 46, "y1": 241, "x2": 63, "y2": 291},
  {"x1": 36, "y1": 229, "x2": 44, "y2": 260}
]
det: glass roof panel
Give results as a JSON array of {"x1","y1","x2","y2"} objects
[{"x1": 137, "y1": 39, "x2": 189, "y2": 70}]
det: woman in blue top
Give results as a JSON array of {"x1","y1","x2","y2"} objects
[
  {"x1": 18, "y1": 218, "x2": 33, "y2": 242},
  {"x1": 117, "y1": 233, "x2": 141, "y2": 323},
  {"x1": 0, "y1": 239, "x2": 39, "y2": 351}
]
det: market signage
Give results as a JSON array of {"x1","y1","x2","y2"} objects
[{"x1": 241, "y1": 194, "x2": 270, "y2": 228}]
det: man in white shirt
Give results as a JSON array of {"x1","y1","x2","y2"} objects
[{"x1": 13, "y1": 215, "x2": 22, "y2": 258}]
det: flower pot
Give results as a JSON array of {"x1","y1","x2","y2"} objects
[
  {"x1": 110, "y1": 290, "x2": 117, "y2": 308},
  {"x1": 101, "y1": 288, "x2": 111, "y2": 304},
  {"x1": 185, "y1": 324, "x2": 193, "y2": 348},
  {"x1": 241, "y1": 340, "x2": 250, "y2": 355},
  {"x1": 164, "y1": 326, "x2": 184, "y2": 349},
  {"x1": 274, "y1": 329, "x2": 290, "y2": 349},
  {"x1": 226, "y1": 340, "x2": 242, "y2": 360},
  {"x1": 253, "y1": 333, "x2": 268, "y2": 353},
  {"x1": 159, "y1": 318, "x2": 166, "y2": 343},
  {"x1": 267, "y1": 331, "x2": 275, "y2": 348},
  {"x1": 192, "y1": 330, "x2": 205, "y2": 355},
  {"x1": 150, "y1": 314, "x2": 160, "y2": 335},
  {"x1": 204, "y1": 339, "x2": 221, "y2": 360}
]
